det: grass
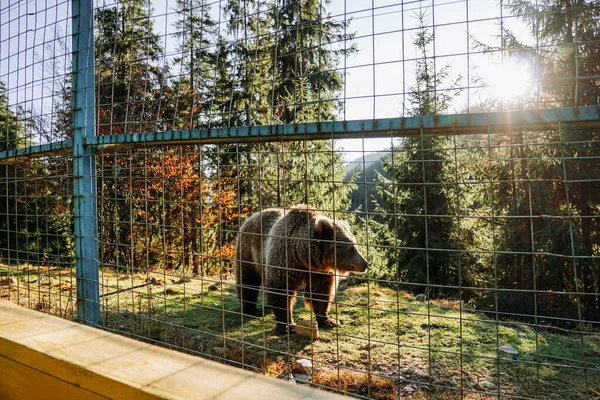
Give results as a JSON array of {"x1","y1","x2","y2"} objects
[{"x1": 1, "y1": 264, "x2": 600, "y2": 399}]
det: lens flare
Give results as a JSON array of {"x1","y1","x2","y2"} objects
[{"x1": 483, "y1": 61, "x2": 532, "y2": 103}]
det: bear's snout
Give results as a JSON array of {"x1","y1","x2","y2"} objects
[
  {"x1": 355, "y1": 260, "x2": 369, "y2": 273},
  {"x1": 351, "y1": 253, "x2": 369, "y2": 273}
]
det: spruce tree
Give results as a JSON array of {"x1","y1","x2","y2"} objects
[
  {"x1": 172, "y1": 0, "x2": 219, "y2": 129},
  {"x1": 374, "y1": 11, "x2": 476, "y2": 296},
  {"x1": 220, "y1": 0, "x2": 356, "y2": 213},
  {"x1": 482, "y1": 0, "x2": 600, "y2": 321},
  {"x1": 94, "y1": 0, "x2": 169, "y2": 270}
]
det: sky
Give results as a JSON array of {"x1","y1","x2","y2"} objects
[{"x1": 0, "y1": 0, "x2": 535, "y2": 160}]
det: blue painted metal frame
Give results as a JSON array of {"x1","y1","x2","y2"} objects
[
  {"x1": 0, "y1": 106, "x2": 598, "y2": 163},
  {"x1": 0, "y1": 140, "x2": 73, "y2": 164},
  {"x1": 86, "y1": 105, "x2": 600, "y2": 147},
  {"x1": 72, "y1": 0, "x2": 100, "y2": 326},
  {"x1": 87, "y1": 105, "x2": 600, "y2": 149}
]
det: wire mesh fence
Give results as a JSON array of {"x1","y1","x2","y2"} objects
[{"x1": 1, "y1": 0, "x2": 599, "y2": 399}]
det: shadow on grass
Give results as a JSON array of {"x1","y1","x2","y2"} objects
[
  {"x1": 5, "y1": 264, "x2": 598, "y2": 400},
  {"x1": 100, "y1": 281, "x2": 321, "y2": 371}
]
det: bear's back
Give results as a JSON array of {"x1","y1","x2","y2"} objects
[
  {"x1": 237, "y1": 208, "x2": 286, "y2": 270},
  {"x1": 268, "y1": 205, "x2": 318, "y2": 240},
  {"x1": 265, "y1": 205, "x2": 321, "y2": 269}
]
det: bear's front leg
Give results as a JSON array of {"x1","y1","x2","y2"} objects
[
  {"x1": 264, "y1": 263, "x2": 304, "y2": 333},
  {"x1": 306, "y1": 273, "x2": 341, "y2": 329},
  {"x1": 270, "y1": 289, "x2": 297, "y2": 333}
]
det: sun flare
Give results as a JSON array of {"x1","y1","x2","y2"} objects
[{"x1": 482, "y1": 61, "x2": 533, "y2": 103}]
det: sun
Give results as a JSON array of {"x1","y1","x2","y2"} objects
[{"x1": 481, "y1": 60, "x2": 533, "y2": 103}]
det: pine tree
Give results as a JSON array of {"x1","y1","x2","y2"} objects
[
  {"x1": 219, "y1": 0, "x2": 356, "y2": 213},
  {"x1": 172, "y1": 0, "x2": 219, "y2": 129},
  {"x1": 374, "y1": 11, "x2": 476, "y2": 296},
  {"x1": 484, "y1": 0, "x2": 600, "y2": 321},
  {"x1": 94, "y1": 0, "x2": 169, "y2": 270},
  {"x1": 95, "y1": 0, "x2": 167, "y2": 134},
  {"x1": 0, "y1": 82, "x2": 24, "y2": 153},
  {"x1": 265, "y1": 0, "x2": 356, "y2": 211},
  {"x1": 0, "y1": 82, "x2": 23, "y2": 260}
]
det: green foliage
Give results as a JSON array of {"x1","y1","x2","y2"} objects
[
  {"x1": 370, "y1": 11, "x2": 477, "y2": 298},
  {"x1": 0, "y1": 83, "x2": 73, "y2": 265},
  {"x1": 470, "y1": 0, "x2": 600, "y2": 323},
  {"x1": 172, "y1": 0, "x2": 219, "y2": 129},
  {"x1": 94, "y1": 0, "x2": 170, "y2": 270},
  {"x1": 95, "y1": 0, "x2": 167, "y2": 134},
  {"x1": 212, "y1": 0, "x2": 356, "y2": 212},
  {"x1": 0, "y1": 82, "x2": 25, "y2": 152},
  {"x1": 346, "y1": 151, "x2": 390, "y2": 218}
]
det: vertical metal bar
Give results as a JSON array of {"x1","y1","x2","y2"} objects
[{"x1": 72, "y1": 0, "x2": 99, "y2": 325}]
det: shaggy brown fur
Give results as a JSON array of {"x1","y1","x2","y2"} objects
[{"x1": 234, "y1": 204, "x2": 368, "y2": 333}]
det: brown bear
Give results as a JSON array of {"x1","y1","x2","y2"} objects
[{"x1": 234, "y1": 204, "x2": 368, "y2": 333}]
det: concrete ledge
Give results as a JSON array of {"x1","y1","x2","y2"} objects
[{"x1": 0, "y1": 300, "x2": 346, "y2": 399}]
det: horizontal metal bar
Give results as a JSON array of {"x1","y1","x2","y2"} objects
[
  {"x1": 0, "y1": 140, "x2": 73, "y2": 164},
  {"x1": 88, "y1": 105, "x2": 600, "y2": 150},
  {"x1": 0, "y1": 105, "x2": 599, "y2": 162}
]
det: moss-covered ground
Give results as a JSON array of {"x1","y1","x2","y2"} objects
[{"x1": 2, "y1": 265, "x2": 599, "y2": 399}]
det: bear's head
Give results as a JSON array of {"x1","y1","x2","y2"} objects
[{"x1": 314, "y1": 216, "x2": 369, "y2": 274}]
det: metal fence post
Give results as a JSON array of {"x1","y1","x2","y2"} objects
[{"x1": 72, "y1": 0, "x2": 100, "y2": 325}]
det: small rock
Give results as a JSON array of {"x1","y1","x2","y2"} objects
[
  {"x1": 453, "y1": 337, "x2": 470, "y2": 344},
  {"x1": 279, "y1": 374, "x2": 296, "y2": 384},
  {"x1": 0, "y1": 277, "x2": 16, "y2": 286},
  {"x1": 498, "y1": 345, "x2": 519, "y2": 355},
  {"x1": 213, "y1": 346, "x2": 227, "y2": 355},
  {"x1": 208, "y1": 284, "x2": 219, "y2": 291},
  {"x1": 400, "y1": 367, "x2": 428, "y2": 380},
  {"x1": 295, "y1": 374, "x2": 310, "y2": 383},
  {"x1": 294, "y1": 320, "x2": 319, "y2": 340},
  {"x1": 119, "y1": 274, "x2": 131, "y2": 280},
  {"x1": 415, "y1": 294, "x2": 427, "y2": 302},
  {"x1": 480, "y1": 380, "x2": 495, "y2": 390},
  {"x1": 403, "y1": 384, "x2": 417, "y2": 393},
  {"x1": 292, "y1": 358, "x2": 316, "y2": 375}
]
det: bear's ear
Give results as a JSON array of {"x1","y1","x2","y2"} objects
[
  {"x1": 339, "y1": 220, "x2": 350, "y2": 230},
  {"x1": 314, "y1": 217, "x2": 334, "y2": 239}
]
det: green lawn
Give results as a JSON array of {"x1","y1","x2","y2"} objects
[{"x1": 2, "y1": 265, "x2": 599, "y2": 399}]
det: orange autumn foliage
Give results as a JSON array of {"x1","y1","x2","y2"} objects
[{"x1": 143, "y1": 149, "x2": 249, "y2": 273}]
